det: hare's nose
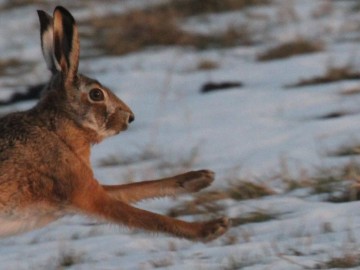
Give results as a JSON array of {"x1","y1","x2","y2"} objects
[{"x1": 128, "y1": 113, "x2": 135, "y2": 123}]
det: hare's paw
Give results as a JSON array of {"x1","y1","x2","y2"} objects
[
  {"x1": 198, "y1": 217, "x2": 230, "y2": 242},
  {"x1": 177, "y1": 170, "x2": 214, "y2": 193}
]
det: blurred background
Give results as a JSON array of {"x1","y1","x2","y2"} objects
[{"x1": 2, "y1": 1, "x2": 360, "y2": 269}]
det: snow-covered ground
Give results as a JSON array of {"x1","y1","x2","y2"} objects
[{"x1": 2, "y1": 0, "x2": 360, "y2": 269}]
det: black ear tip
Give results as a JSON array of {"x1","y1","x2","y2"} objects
[
  {"x1": 37, "y1": 10, "x2": 52, "y2": 31},
  {"x1": 54, "y1": 6, "x2": 66, "y2": 11},
  {"x1": 37, "y1": 10, "x2": 45, "y2": 17},
  {"x1": 54, "y1": 5, "x2": 75, "y2": 24},
  {"x1": 37, "y1": 10, "x2": 49, "y2": 20},
  {"x1": 54, "y1": 6, "x2": 71, "y2": 16}
]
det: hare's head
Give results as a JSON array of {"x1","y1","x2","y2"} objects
[{"x1": 37, "y1": 6, "x2": 134, "y2": 142}]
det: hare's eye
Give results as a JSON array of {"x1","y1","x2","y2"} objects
[{"x1": 89, "y1": 88, "x2": 104, "y2": 102}]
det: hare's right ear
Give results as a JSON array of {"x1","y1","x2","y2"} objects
[
  {"x1": 52, "y1": 6, "x2": 80, "y2": 85},
  {"x1": 37, "y1": 10, "x2": 60, "y2": 74}
]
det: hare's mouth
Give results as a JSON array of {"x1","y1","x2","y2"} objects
[
  {"x1": 118, "y1": 122, "x2": 129, "y2": 132},
  {"x1": 105, "y1": 112, "x2": 130, "y2": 135}
]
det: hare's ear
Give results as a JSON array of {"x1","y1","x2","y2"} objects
[
  {"x1": 53, "y1": 6, "x2": 79, "y2": 84},
  {"x1": 37, "y1": 10, "x2": 60, "y2": 74}
]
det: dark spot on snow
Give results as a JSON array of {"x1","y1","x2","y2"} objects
[
  {"x1": 316, "y1": 111, "x2": 349, "y2": 120},
  {"x1": 200, "y1": 81, "x2": 243, "y2": 94}
]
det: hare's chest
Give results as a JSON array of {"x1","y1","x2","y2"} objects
[{"x1": 0, "y1": 205, "x2": 67, "y2": 237}]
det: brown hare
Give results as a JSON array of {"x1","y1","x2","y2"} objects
[{"x1": 0, "y1": 6, "x2": 229, "y2": 241}]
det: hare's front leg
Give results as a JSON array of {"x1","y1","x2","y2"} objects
[
  {"x1": 73, "y1": 186, "x2": 229, "y2": 242},
  {"x1": 102, "y1": 170, "x2": 214, "y2": 203}
]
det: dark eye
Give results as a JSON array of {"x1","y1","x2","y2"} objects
[{"x1": 89, "y1": 88, "x2": 104, "y2": 102}]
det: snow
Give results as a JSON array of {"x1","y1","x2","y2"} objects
[{"x1": 2, "y1": 0, "x2": 360, "y2": 269}]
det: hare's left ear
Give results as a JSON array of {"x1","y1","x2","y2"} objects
[
  {"x1": 37, "y1": 10, "x2": 60, "y2": 74},
  {"x1": 53, "y1": 6, "x2": 79, "y2": 84}
]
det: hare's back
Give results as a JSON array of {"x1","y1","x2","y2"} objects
[
  {"x1": 0, "y1": 111, "x2": 40, "y2": 152},
  {"x1": 0, "y1": 111, "x2": 52, "y2": 184},
  {"x1": 0, "y1": 111, "x2": 71, "y2": 182}
]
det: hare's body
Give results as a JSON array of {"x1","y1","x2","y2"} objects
[
  {"x1": 0, "y1": 6, "x2": 229, "y2": 241},
  {"x1": 0, "y1": 108, "x2": 81, "y2": 236}
]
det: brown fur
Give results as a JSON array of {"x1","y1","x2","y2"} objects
[{"x1": 0, "y1": 6, "x2": 229, "y2": 241}]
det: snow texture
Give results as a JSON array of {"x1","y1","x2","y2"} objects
[{"x1": 1, "y1": 0, "x2": 360, "y2": 269}]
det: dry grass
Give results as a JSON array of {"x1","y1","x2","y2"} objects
[
  {"x1": 168, "y1": 180, "x2": 274, "y2": 217},
  {"x1": 325, "y1": 148, "x2": 360, "y2": 200},
  {"x1": 0, "y1": 0, "x2": 46, "y2": 10},
  {"x1": 340, "y1": 86, "x2": 360, "y2": 96},
  {"x1": 197, "y1": 59, "x2": 220, "y2": 70},
  {"x1": 319, "y1": 252, "x2": 360, "y2": 269},
  {"x1": 330, "y1": 143, "x2": 360, "y2": 157},
  {"x1": 0, "y1": 58, "x2": 27, "y2": 76},
  {"x1": 297, "y1": 163, "x2": 360, "y2": 202},
  {"x1": 257, "y1": 39, "x2": 324, "y2": 61},
  {"x1": 150, "y1": 257, "x2": 174, "y2": 268},
  {"x1": 84, "y1": 12, "x2": 252, "y2": 55},
  {"x1": 228, "y1": 181, "x2": 274, "y2": 200},
  {"x1": 166, "y1": 160, "x2": 360, "y2": 217},
  {"x1": 231, "y1": 211, "x2": 276, "y2": 227},
  {"x1": 310, "y1": 175, "x2": 345, "y2": 199},
  {"x1": 57, "y1": 249, "x2": 83, "y2": 269},
  {"x1": 98, "y1": 149, "x2": 159, "y2": 167},
  {"x1": 82, "y1": 0, "x2": 267, "y2": 56},
  {"x1": 83, "y1": 9, "x2": 192, "y2": 56},
  {"x1": 278, "y1": 158, "x2": 360, "y2": 202},
  {"x1": 155, "y1": 0, "x2": 271, "y2": 17},
  {"x1": 286, "y1": 65, "x2": 360, "y2": 88},
  {"x1": 168, "y1": 191, "x2": 227, "y2": 217}
]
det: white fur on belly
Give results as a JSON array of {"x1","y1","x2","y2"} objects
[{"x1": 0, "y1": 206, "x2": 67, "y2": 237}]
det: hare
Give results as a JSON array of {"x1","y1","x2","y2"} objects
[{"x1": 0, "y1": 6, "x2": 229, "y2": 241}]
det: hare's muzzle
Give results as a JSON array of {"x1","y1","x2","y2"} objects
[
  {"x1": 121, "y1": 111, "x2": 135, "y2": 130},
  {"x1": 128, "y1": 113, "x2": 135, "y2": 123},
  {"x1": 103, "y1": 109, "x2": 133, "y2": 135}
]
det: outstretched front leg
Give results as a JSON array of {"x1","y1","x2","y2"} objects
[
  {"x1": 73, "y1": 182, "x2": 229, "y2": 242},
  {"x1": 102, "y1": 170, "x2": 214, "y2": 203}
]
